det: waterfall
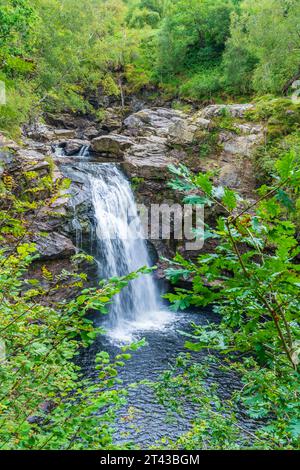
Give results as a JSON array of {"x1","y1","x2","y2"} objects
[
  {"x1": 79, "y1": 145, "x2": 90, "y2": 157},
  {"x1": 88, "y1": 163, "x2": 171, "y2": 342},
  {"x1": 57, "y1": 140, "x2": 173, "y2": 343}
]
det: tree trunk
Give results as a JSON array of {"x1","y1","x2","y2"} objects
[{"x1": 282, "y1": 68, "x2": 300, "y2": 95}]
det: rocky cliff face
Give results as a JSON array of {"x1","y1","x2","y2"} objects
[
  {"x1": 85, "y1": 104, "x2": 263, "y2": 195},
  {"x1": 0, "y1": 133, "x2": 76, "y2": 259},
  {"x1": 0, "y1": 102, "x2": 265, "y2": 278},
  {"x1": 88, "y1": 104, "x2": 264, "y2": 259}
]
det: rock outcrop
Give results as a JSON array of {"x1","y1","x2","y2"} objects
[
  {"x1": 2, "y1": 101, "x2": 265, "y2": 266},
  {"x1": 104, "y1": 104, "x2": 263, "y2": 259},
  {"x1": 0, "y1": 132, "x2": 77, "y2": 262},
  {"x1": 63, "y1": 139, "x2": 90, "y2": 156},
  {"x1": 33, "y1": 231, "x2": 76, "y2": 260},
  {"x1": 91, "y1": 134, "x2": 133, "y2": 157},
  {"x1": 123, "y1": 135, "x2": 179, "y2": 179},
  {"x1": 106, "y1": 105, "x2": 264, "y2": 200},
  {"x1": 123, "y1": 107, "x2": 186, "y2": 137},
  {"x1": 121, "y1": 108, "x2": 188, "y2": 179},
  {"x1": 25, "y1": 123, "x2": 77, "y2": 143},
  {"x1": 101, "y1": 107, "x2": 124, "y2": 132}
]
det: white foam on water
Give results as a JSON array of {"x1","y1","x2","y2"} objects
[{"x1": 104, "y1": 309, "x2": 175, "y2": 344}]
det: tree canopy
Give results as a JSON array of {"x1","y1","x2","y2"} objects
[{"x1": 1, "y1": 0, "x2": 300, "y2": 135}]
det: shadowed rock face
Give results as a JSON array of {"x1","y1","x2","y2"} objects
[
  {"x1": 0, "y1": 132, "x2": 76, "y2": 262},
  {"x1": 33, "y1": 231, "x2": 76, "y2": 260}
]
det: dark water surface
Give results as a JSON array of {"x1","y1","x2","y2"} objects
[{"x1": 79, "y1": 309, "x2": 256, "y2": 448}]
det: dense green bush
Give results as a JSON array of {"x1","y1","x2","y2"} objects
[
  {"x1": 163, "y1": 152, "x2": 300, "y2": 448},
  {"x1": 245, "y1": 98, "x2": 300, "y2": 188},
  {"x1": 156, "y1": 0, "x2": 235, "y2": 76},
  {"x1": 1, "y1": 0, "x2": 300, "y2": 135},
  {"x1": 223, "y1": 0, "x2": 300, "y2": 95},
  {"x1": 179, "y1": 66, "x2": 223, "y2": 100},
  {"x1": 0, "y1": 156, "x2": 147, "y2": 449},
  {"x1": 0, "y1": 0, "x2": 137, "y2": 135}
]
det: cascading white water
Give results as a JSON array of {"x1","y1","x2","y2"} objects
[
  {"x1": 56, "y1": 140, "x2": 173, "y2": 343},
  {"x1": 89, "y1": 163, "x2": 171, "y2": 342},
  {"x1": 79, "y1": 145, "x2": 90, "y2": 157}
]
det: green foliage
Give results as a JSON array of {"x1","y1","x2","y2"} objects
[
  {"x1": 0, "y1": 157, "x2": 148, "y2": 449},
  {"x1": 31, "y1": 0, "x2": 128, "y2": 112},
  {"x1": 131, "y1": 176, "x2": 145, "y2": 191},
  {"x1": 0, "y1": 252, "x2": 134, "y2": 449},
  {"x1": 249, "y1": 97, "x2": 300, "y2": 137},
  {"x1": 164, "y1": 152, "x2": 300, "y2": 448},
  {"x1": 0, "y1": 0, "x2": 36, "y2": 60},
  {"x1": 124, "y1": 27, "x2": 158, "y2": 92},
  {"x1": 1, "y1": 0, "x2": 300, "y2": 136},
  {"x1": 153, "y1": 354, "x2": 263, "y2": 449},
  {"x1": 151, "y1": 0, "x2": 300, "y2": 99},
  {"x1": 223, "y1": 0, "x2": 300, "y2": 95},
  {"x1": 144, "y1": 0, "x2": 300, "y2": 100},
  {"x1": 0, "y1": 0, "x2": 142, "y2": 135},
  {"x1": 126, "y1": 0, "x2": 169, "y2": 27},
  {"x1": 246, "y1": 98, "x2": 300, "y2": 194},
  {"x1": 154, "y1": 352, "x2": 300, "y2": 449},
  {"x1": 157, "y1": 0, "x2": 235, "y2": 76},
  {"x1": 0, "y1": 79, "x2": 37, "y2": 138}
]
